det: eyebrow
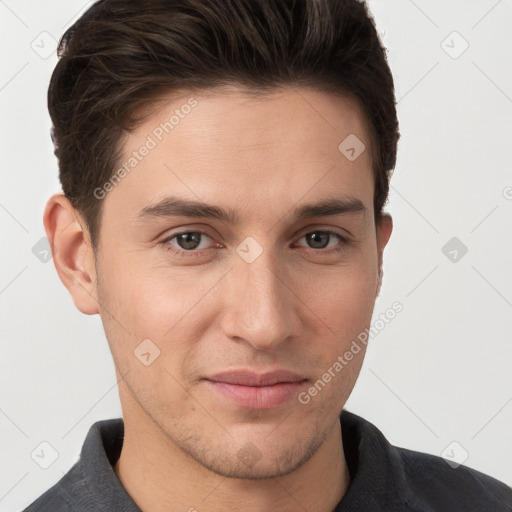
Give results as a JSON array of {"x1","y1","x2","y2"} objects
[{"x1": 135, "y1": 195, "x2": 367, "y2": 224}]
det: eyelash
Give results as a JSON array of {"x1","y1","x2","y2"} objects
[{"x1": 160, "y1": 229, "x2": 350, "y2": 258}]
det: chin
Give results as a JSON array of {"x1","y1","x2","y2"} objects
[{"x1": 177, "y1": 428, "x2": 325, "y2": 481}]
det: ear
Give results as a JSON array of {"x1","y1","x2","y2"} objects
[
  {"x1": 43, "y1": 193, "x2": 99, "y2": 315},
  {"x1": 375, "y1": 213, "x2": 393, "y2": 298}
]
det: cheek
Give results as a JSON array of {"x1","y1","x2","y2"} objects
[
  {"x1": 99, "y1": 254, "x2": 209, "y2": 339},
  {"x1": 297, "y1": 259, "x2": 378, "y2": 336},
  {"x1": 96, "y1": 262, "x2": 199, "y2": 404}
]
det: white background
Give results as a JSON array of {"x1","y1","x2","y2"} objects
[{"x1": 1, "y1": 0, "x2": 511, "y2": 510}]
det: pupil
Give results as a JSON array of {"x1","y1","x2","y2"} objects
[
  {"x1": 178, "y1": 233, "x2": 201, "y2": 250},
  {"x1": 308, "y1": 232, "x2": 329, "y2": 249}
]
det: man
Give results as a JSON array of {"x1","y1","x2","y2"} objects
[{"x1": 23, "y1": 0, "x2": 512, "y2": 510}]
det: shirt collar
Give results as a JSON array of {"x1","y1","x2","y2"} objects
[
  {"x1": 78, "y1": 418, "x2": 141, "y2": 511},
  {"x1": 336, "y1": 409, "x2": 408, "y2": 510}
]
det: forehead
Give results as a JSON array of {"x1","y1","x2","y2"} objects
[{"x1": 102, "y1": 85, "x2": 375, "y2": 225}]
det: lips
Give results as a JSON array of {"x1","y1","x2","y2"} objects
[
  {"x1": 204, "y1": 369, "x2": 308, "y2": 409},
  {"x1": 206, "y1": 369, "x2": 306, "y2": 386}
]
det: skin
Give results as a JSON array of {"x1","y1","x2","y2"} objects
[{"x1": 44, "y1": 85, "x2": 393, "y2": 512}]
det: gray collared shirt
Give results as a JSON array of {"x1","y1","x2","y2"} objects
[{"x1": 21, "y1": 409, "x2": 512, "y2": 511}]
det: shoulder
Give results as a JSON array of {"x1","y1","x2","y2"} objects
[
  {"x1": 20, "y1": 418, "x2": 128, "y2": 512},
  {"x1": 20, "y1": 464, "x2": 82, "y2": 512},
  {"x1": 339, "y1": 409, "x2": 512, "y2": 511},
  {"x1": 396, "y1": 446, "x2": 512, "y2": 511}
]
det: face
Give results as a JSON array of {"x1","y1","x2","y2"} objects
[{"x1": 88, "y1": 86, "x2": 392, "y2": 478}]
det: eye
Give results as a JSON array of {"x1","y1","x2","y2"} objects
[
  {"x1": 162, "y1": 230, "x2": 216, "y2": 256},
  {"x1": 295, "y1": 230, "x2": 348, "y2": 252},
  {"x1": 160, "y1": 229, "x2": 349, "y2": 258}
]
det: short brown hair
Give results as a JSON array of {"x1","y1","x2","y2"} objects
[{"x1": 48, "y1": 0, "x2": 399, "y2": 250}]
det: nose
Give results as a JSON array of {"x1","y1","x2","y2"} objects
[{"x1": 220, "y1": 249, "x2": 303, "y2": 351}]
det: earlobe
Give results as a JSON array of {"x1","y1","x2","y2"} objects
[
  {"x1": 375, "y1": 213, "x2": 393, "y2": 298},
  {"x1": 43, "y1": 193, "x2": 100, "y2": 315}
]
